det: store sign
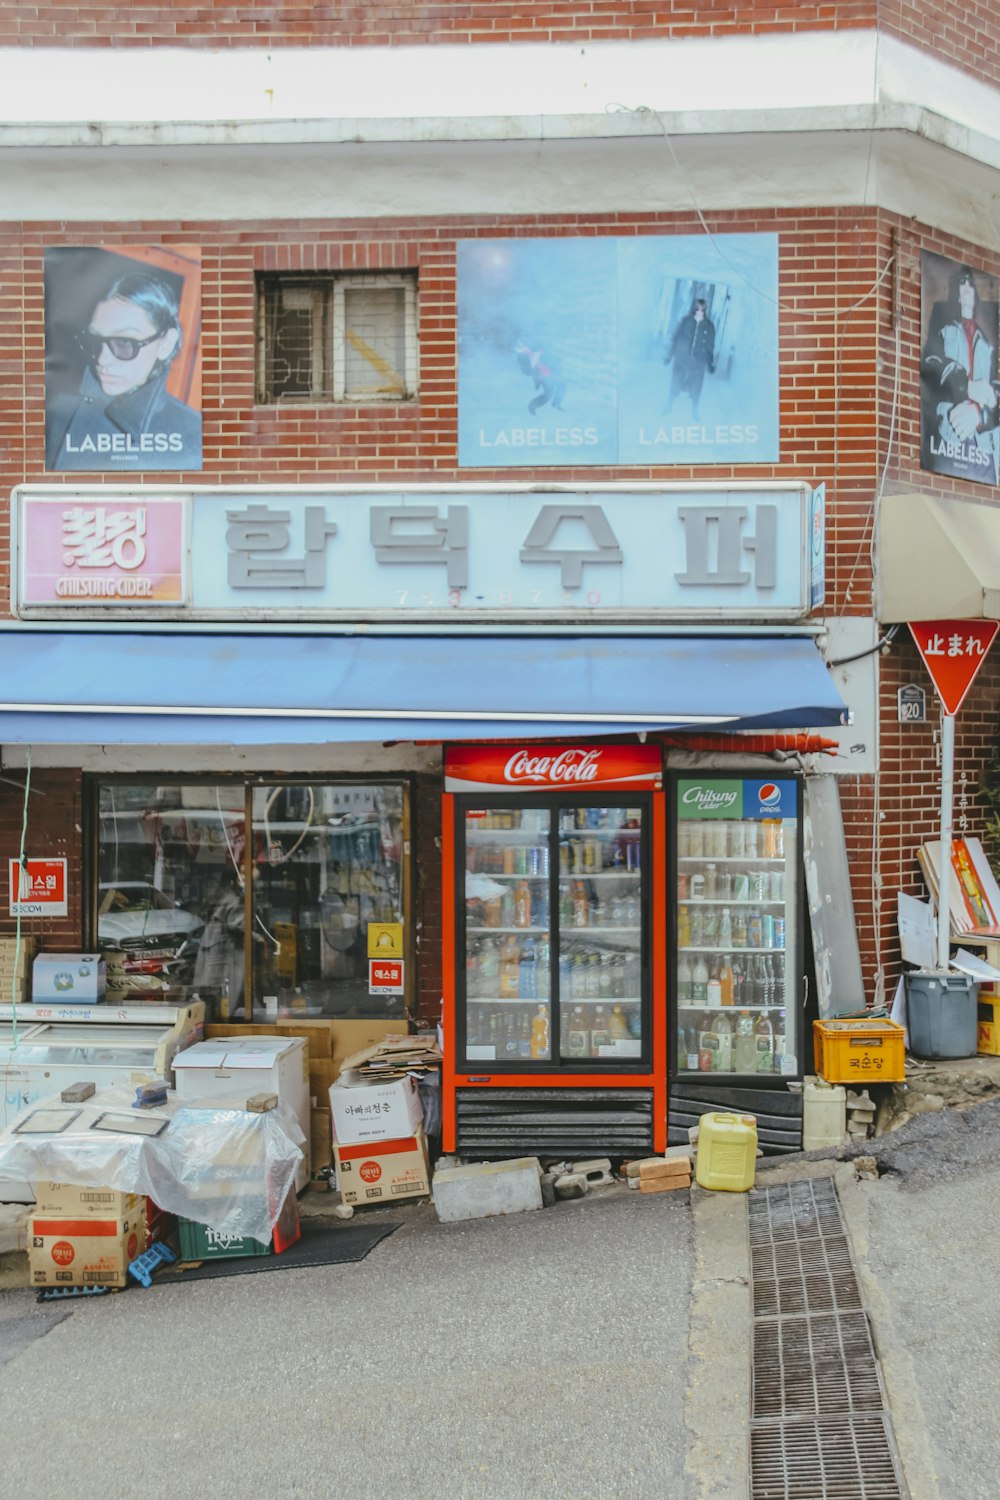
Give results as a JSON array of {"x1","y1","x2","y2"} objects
[
  {"x1": 14, "y1": 484, "x2": 812, "y2": 621},
  {"x1": 445, "y1": 744, "x2": 663, "y2": 793},
  {"x1": 369, "y1": 959, "x2": 404, "y2": 995},
  {"x1": 809, "y1": 482, "x2": 826, "y2": 610},
  {"x1": 18, "y1": 495, "x2": 187, "y2": 606},
  {"x1": 677, "y1": 778, "x2": 798, "y2": 820},
  {"x1": 367, "y1": 923, "x2": 403, "y2": 959},
  {"x1": 8, "y1": 858, "x2": 68, "y2": 917},
  {"x1": 909, "y1": 620, "x2": 1000, "y2": 715}
]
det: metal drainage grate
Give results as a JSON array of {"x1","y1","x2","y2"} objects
[
  {"x1": 750, "y1": 1413, "x2": 907, "y2": 1500},
  {"x1": 752, "y1": 1310, "x2": 885, "y2": 1420},
  {"x1": 748, "y1": 1178, "x2": 842, "y2": 1247},
  {"x1": 751, "y1": 1233, "x2": 863, "y2": 1318}
]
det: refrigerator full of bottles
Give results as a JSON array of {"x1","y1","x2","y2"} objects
[
  {"x1": 441, "y1": 744, "x2": 667, "y2": 1156},
  {"x1": 671, "y1": 775, "x2": 803, "y2": 1084}
]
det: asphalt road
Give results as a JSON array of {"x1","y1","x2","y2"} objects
[{"x1": 0, "y1": 1186, "x2": 702, "y2": 1500}]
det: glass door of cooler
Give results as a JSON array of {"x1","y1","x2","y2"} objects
[
  {"x1": 672, "y1": 776, "x2": 801, "y2": 1080},
  {"x1": 459, "y1": 799, "x2": 650, "y2": 1069}
]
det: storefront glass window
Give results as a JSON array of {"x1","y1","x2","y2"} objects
[{"x1": 95, "y1": 780, "x2": 407, "y2": 1023}]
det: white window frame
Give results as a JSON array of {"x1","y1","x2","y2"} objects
[{"x1": 331, "y1": 273, "x2": 419, "y2": 403}]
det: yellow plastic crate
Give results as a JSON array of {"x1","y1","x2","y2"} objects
[
  {"x1": 978, "y1": 994, "x2": 1000, "y2": 1056},
  {"x1": 813, "y1": 1018, "x2": 906, "y2": 1084}
]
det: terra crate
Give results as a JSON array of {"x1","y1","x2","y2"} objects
[{"x1": 813, "y1": 1017, "x2": 906, "y2": 1084}]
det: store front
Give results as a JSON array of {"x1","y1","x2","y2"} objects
[{"x1": 1, "y1": 481, "x2": 848, "y2": 1157}]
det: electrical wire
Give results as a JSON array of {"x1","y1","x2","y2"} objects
[{"x1": 2, "y1": 749, "x2": 32, "y2": 1128}]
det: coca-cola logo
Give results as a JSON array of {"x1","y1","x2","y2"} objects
[{"x1": 503, "y1": 749, "x2": 602, "y2": 785}]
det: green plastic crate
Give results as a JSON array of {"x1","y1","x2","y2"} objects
[{"x1": 177, "y1": 1218, "x2": 272, "y2": 1261}]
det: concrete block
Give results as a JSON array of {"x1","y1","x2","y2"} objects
[
  {"x1": 432, "y1": 1157, "x2": 543, "y2": 1223},
  {"x1": 571, "y1": 1157, "x2": 614, "y2": 1186},
  {"x1": 540, "y1": 1171, "x2": 559, "y2": 1208},
  {"x1": 554, "y1": 1172, "x2": 589, "y2": 1200}
]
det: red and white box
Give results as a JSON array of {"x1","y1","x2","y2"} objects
[{"x1": 333, "y1": 1128, "x2": 430, "y2": 1205}]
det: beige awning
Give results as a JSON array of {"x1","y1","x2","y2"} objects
[{"x1": 879, "y1": 491, "x2": 1000, "y2": 622}]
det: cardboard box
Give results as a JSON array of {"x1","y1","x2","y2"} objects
[
  {"x1": 330, "y1": 1071, "x2": 424, "y2": 1145},
  {"x1": 33, "y1": 1181, "x2": 142, "y2": 1219},
  {"x1": 29, "y1": 1207, "x2": 147, "y2": 1288},
  {"x1": 308, "y1": 1059, "x2": 338, "y2": 1106},
  {"x1": 335, "y1": 1127, "x2": 429, "y2": 1205},
  {"x1": 310, "y1": 1108, "x2": 333, "y2": 1174},
  {"x1": 173, "y1": 1036, "x2": 310, "y2": 1191},
  {"x1": 31, "y1": 953, "x2": 106, "y2": 1005},
  {"x1": 331, "y1": 1020, "x2": 407, "y2": 1078}
]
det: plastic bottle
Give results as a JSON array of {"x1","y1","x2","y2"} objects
[
  {"x1": 500, "y1": 889, "x2": 515, "y2": 927},
  {"x1": 677, "y1": 904, "x2": 691, "y2": 947},
  {"x1": 586, "y1": 953, "x2": 601, "y2": 997},
  {"x1": 718, "y1": 907, "x2": 733, "y2": 948},
  {"x1": 713, "y1": 1011, "x2": 733, "y2": 1071},
  {"x1": 611, "y1": 954, "x2": 626, "y2": 998},
  {"x1": 706, "y1": 960, "x2": 722, "y2": 1009},
  {"x1": 609, "y1": 1002, "x2": 630, "y2": 1039},
  {"x1": 514, "y1": 880, "x2": 532, "y2": 928},
  {"x1": 755, "y1": 1011, "x2": 774, "y2": 1073},
  {"x1": 704, "y1": 862, "x2": 718, "y2": 899},
  {"x1": 569, "y1": 1005, "x2": 589, "y2": 1057},
  {"x1": 677, "y1": 952, "x2": 693, "y2": 1003},
  {"x1": 531, "y1": 1004, "x2": 550, "y2": 1059},
  {"x1": 732, "y1": 908, "x2": 748, "y2": 948},
  {"x1": 692, "y1": 955, "x2": 709, "y2": 1004},
  {"x1": 518, "y1": 936, "x2": 537, "y2": 999},
  {"x1": 698, "y1": 1015, "x2": 716, "y2": 1072},
  {"x1": 718, "y1": 953, "x2": 734, "y2": 1006},
  {"x1": 484, "y1": 893, "x2": 503, "y2": 928},
  {"x1": 685, "y1": 1025, "x2": 700, "y2": 1072},
  {"x1": 773, "y1": 1009, "x2": 787, "y2": 1073},
  {"x1": 591, "y1": 1003, "x2": 610, "y2": 1049},
  {"x1": 572, "y1": 951, "x2": 588, "y2": 999},
  {"x1": 499, "y1": 937, "x2": 521, "y2": 998},
  {"x1": 536, "y1": 935, "x2": 550, "y2": 999},
  {"x1": 572, "y1": 880, "x2": 589, "y2": 928},
  {"x1": 623, "y1": 952, "x2": 641, "y2": 996},
  {"x1": 735, "y1": 1011, "x2": 755, "y2": 1072}
]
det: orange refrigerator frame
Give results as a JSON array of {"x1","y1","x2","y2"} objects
[{"x1": 441, "y1": 748, "x2": 668, "y2": 1154}]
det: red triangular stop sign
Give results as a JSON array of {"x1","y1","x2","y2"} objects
[{"x1": 910, "y1": 620, "x2": 1000, "y2": 715}]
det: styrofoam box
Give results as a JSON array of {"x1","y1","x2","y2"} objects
[
  {"x1": 173, "y1": 1036, "x2": 310, "y2": 1191},
  {"x1": 32, "y1": 954, "x2": 106, "y2": 1004}
]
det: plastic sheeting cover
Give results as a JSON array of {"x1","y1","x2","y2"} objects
[{"x1": 0, "y1": 1086, "x2": 305, "y2": 1245}]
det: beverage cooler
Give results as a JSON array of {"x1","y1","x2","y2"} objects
[
  {"x1": 442, "y1": 745, "x2": 667, "y2": 1159},
  {"x1": 670, "y1": 775, "x2": 803, "y2": 1084}
]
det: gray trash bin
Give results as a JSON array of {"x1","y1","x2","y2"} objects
[{"x1": 905, "y1": 970, "x2": 979, "y2": 1059}]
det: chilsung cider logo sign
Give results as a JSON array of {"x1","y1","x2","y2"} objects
[{"x1": 678, "y1": 778, "x2": 798, "y2": 820}]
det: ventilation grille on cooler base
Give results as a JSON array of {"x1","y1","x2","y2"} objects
[
  {"x1": 455, "y1": 1088, "x2": 655, "y2": 1158},
  {"x1": 669, "y1": 1082, "x2": 803, "y2": 1154}
]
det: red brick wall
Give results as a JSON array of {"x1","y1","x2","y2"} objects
[
  {"x1": 5, "y1": 1, "x2": 877, "y2": 49},
  {"x1": 0, "y1": 771, "x2": 84, "y2": 948}
]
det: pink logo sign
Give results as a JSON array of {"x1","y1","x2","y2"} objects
[{"x1": 19, "y1": 496, "x2": 187, "y2": 607}]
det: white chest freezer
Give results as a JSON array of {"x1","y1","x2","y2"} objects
[
  {"x1": 0, "y1": 1000, "x2": 205, "y2": 1204},
  {"x1": 173, "y1": 1035, "x2": 309, "y2": 1192}
]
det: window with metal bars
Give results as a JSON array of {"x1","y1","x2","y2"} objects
[{"x1": 256, "y1": 272, "x2": 418, "y2": 404}]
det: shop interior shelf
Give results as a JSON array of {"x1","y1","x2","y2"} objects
[
  {"x1": 679, "y1": 945, "x2": 786, "y2": 955},
  {"x1": 677, "y1": 1003, "x2": 788, "y2": 1011},
  {"x1": 467, "y1": 995, "x2": 641, "y2": 1005},
  {"x1": 557, "y1": 871, "x2": 641, "y2": 880},
  {"x1": 676, "y1": 855, "x2": 785, "y2": 864},
  {"x1": 679, "y1": 898, "x2": 785, "y2": 906}
]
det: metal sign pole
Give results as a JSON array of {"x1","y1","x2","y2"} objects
[{"x1": 937, "y1": 711, "x2": 955, "y2": 970}]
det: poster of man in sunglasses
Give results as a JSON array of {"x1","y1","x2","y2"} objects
[{"x1": 44, "y1": 245, "x2": 202, "y2": 472}]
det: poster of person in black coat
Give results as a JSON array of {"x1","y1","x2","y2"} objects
[
  {"x1": 920, "y1": 250, "x2": 999, "y2": 487},
  {"x1": 45, "y1": 245, "x2": 202, "y2": 472}
]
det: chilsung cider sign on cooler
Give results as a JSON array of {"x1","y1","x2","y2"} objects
[{"x1": 677, "y1": 778, "x2": 798, "y2": 821}]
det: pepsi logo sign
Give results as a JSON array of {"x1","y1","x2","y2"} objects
[{"x1": 757, "y1": 783, "x2": 782, "y2": 807}]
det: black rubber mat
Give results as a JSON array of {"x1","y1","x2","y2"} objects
[{"x1": 155, "y1": 1218, "x2": 400, "y2": 1284}]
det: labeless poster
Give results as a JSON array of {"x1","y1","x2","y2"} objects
[
  {"x1": 457, "y1": 233, "x2": 779, "y2": 468},
  {"x1": 920, "y1": 250, "x2": 1000, "y2": 487},
  {"x1": 45, "y1": 246, "x2": 202, "y2": 472}
]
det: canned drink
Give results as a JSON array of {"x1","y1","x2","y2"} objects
[
  {"x1": 687, "y1": 822, "x2": 705, "y2": 857},
  {"x1": 743, "y1": 821, "x2": 759, "y2": 858},
  {"x1": 587, "y1": 806, "x2": 603, "y2": 829},
  {"x1": 769, "y1": 870, "x2": 784, "y2": 902},
  {"x1": 728, "y1": 821, "x2": 745, "y2": 858},
  {"x1": 627, "y1": 838, "x2": 641, "y2": 871},
  {"x1": 773, "y1": 918, "x2": 786, "y2": 949},
  {"x1": 582, "y1": 840, "x2": 597, "y2": 873},
  {"x1": 515, "y1": 845, "x2": 529, "y2": 875},
  {"x1": 528, "y1": 844, "x2": 549, "y2": 877},
  {"x1": 731, "y1": 873, "x2": 750, "y2": 901},
  {"x1": 748, "y1": 912, "x2": 763, "y2": 948},
  {"x1": 761, "y1": 914, "x2": 775, "y2": 949},
  {"x1": 590, "y1": 839, "x2": 603, "y2": 872},
  {"x1": 503, "y1": 846, "x2": 517, "y2": 875},
  {"x1": 677, "y1": 873, "x2": 689, "y2": 900},
  {"x1": 750, "y1": 869, "x2": 768, "y2": 901}
]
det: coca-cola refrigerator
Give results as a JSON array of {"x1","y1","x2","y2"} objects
[
  {"x1": 442, "y1": 744, "x2": 667, "y2": 1159},
  {"x1": 670, "y1": 773, "x2": 803, "y2": 1084}
]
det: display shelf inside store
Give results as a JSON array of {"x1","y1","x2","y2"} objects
[
  {"x1": 467, "y1": 995, "x2": 641, "y2": 1006},
  {"x1": 678, "y1": 945, "x2": 787, "y2": 955},
  {"x1": 676, "y1": 855, "x2": 786, "y2": 864},
  {"x1": 677, "y1": 1003, "x2": 788, "y2": 1012},
  {"x1": 678, "y1": 898, "x2": 786, "y2": 906},
  {"x1": 556, "y1": 872, "x2": 641, "y2": 880}
]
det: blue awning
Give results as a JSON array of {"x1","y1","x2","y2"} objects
[{"x1": 0, "y1": 631, "x2": 846, "y2": 745}]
